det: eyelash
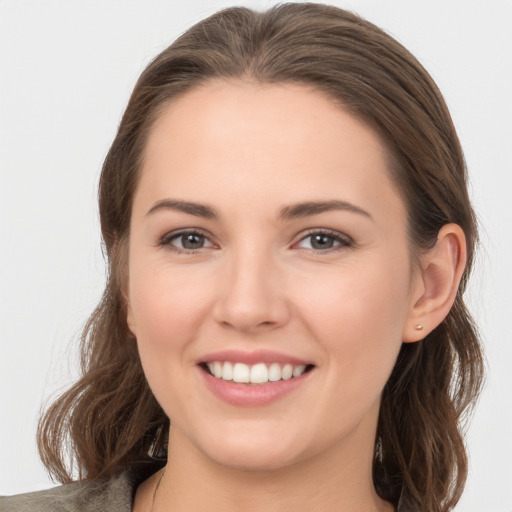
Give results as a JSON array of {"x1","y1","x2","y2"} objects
[
  {"x1": 158, "y1": 229, "x2": 212, "y2": 254},
  {"x1": 296, "y1": 229, "x2": 353, "y2": 252},
  {"x1": 158, "y1": 228, "x2": 353, "y2": 254}
]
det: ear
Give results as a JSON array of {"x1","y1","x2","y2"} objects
[{"x1": 403, "y1": 223, "x2": 467, "y2": 342}]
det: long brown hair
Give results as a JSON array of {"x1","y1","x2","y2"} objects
[{"x1": 37, "y1": 4, "x2": 484, "y2": 511}]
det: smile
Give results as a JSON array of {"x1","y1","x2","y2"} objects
[
  {"x1": 197, "y1": 350, "x2": 316, "y2": 406},
  {"x1": 203, "y1": 361, "x2": 314, "y2": 385}
]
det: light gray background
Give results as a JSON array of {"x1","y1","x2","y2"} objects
[{"x1": 1, "y1": 1, "x2": 511, "y2": 510}]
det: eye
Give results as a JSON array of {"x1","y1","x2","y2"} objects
[
  {"x1": 295, "y1": 230, "x2": 352, "y2": 251},
  {"x1": 159, "y1": 230, "x2": 214, "y2": 253}
]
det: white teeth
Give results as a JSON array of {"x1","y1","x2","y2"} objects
[
  {"x1": 221, "y1": 361, "x2": 233, "y2": 380},
  {"x1": 293, "y1": 365, "x2": 306, "y2": 377},
  {"x1": 233, "y1": 362, "x2": 250, "y2": 383},
  {"x1": 213, "y1": 361, "x2": 223, "y2": 379},
  {"x1": 206, "y1": 361, "x2": 310, "y2": 384},
  {"x1": 268, "y1": 362, "x2": 282, "y2": 382},
  {"x1": 281, "y1": 364, "x2": 293, "y2": 380},
  {"x1": 250, "y1": 363, "x2": 268, "y2": 384}
]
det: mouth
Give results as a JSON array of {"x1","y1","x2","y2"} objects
[
  {"x1": 199, "y1": 361, "x2": 315, "y2": 385},
  {"x1": 196, "y1": 349, "x2": 316, "y2": 406}
]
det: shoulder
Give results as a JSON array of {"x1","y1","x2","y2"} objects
[
  {"x1": 0, "y1": 479, "x2": 101, "y2": 512},
  {"x1": 0, "y1": 461, "x2": 164, "y2": 512},
  {"x1": 0, "y1": 477, "x2": 127, "y2": 512}
]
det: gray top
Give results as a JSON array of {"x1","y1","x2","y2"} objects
[{"x1": 0, "y1": 461, "x2": 164, "y2": 512}]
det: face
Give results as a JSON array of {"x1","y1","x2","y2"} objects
[{"x1": 127, "y1": 80, "x2": 421, "y2": 471}]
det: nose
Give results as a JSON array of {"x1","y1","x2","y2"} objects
[{"x1": 212, "y1": 249, "x2": 291, "y2": 333}]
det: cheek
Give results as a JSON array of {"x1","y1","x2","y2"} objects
[
  {"x1": 290, "y1": 264, "x2": 410, "y2": 443},
  {"x1": 127, "y1": 261, "x2": 215, "y2": 419},
  {"x1": 294, "y1": 257, "x2": 411, "y2": 383},
  {"x1": 129, "y1": 263, "x2": 213, "y2": 350}
]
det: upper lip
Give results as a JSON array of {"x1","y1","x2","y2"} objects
[{"x1": 198, "y1": 349, "x2": 313, "y2": 366}]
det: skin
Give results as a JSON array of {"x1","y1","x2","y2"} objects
[{"x1": 128, "y1": 80, "x2": 466, "y2": 512}]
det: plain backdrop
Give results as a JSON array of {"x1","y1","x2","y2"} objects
[{"x1": 1, "y1": 0, "x2": 511, "y2": 510}]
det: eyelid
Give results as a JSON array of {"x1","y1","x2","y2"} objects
[
  {"x1": 156, "y1": 227, "x2": 353, "y2": 253},
  {"x1": 158, "y1": 228, "x2": 217, "y2": 253},
  {"x1": 293, "y1": 228, "x2": 353, "y2": 251}
]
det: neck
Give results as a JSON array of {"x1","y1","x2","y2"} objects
[{"x1": 150, "y1": 427, "x2": 392, "y2": 512}]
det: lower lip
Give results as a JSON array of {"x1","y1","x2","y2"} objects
[{"x1": 200, "y1": 367, "x2": 313, "y2": 407}]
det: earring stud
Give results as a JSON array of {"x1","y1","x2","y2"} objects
[{"x1": 414, "y1": 324, "x2": 424, "y2": 331}]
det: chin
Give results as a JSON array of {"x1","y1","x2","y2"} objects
[
  {"x1": 208, "y1": 446, "x2": 300, "y2": 472},
  {"x1": 196, "y1": 427, "x2": 306, "y2": 472}
]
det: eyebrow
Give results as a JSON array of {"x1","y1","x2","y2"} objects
[
  {"x1": 279, "y1": 200, "x2": 373, "y2": 221},
  {"x1": 147, "y1": 199, "x2": 218, "y2": 218},
  {"x1": 146, "y1": 198, "x2": 372, "y2": 221}
]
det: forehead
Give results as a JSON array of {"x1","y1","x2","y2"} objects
[
  {"x1": 136, "y1": 80, "x2": 406, "y2": 225},
  {"x1": 146, "y1": 80, "x2": 385, "y2": 163}
]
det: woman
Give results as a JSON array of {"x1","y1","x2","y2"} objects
[{"x1": 1, "y1": 3, "x2": 484, "y2": 511}]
